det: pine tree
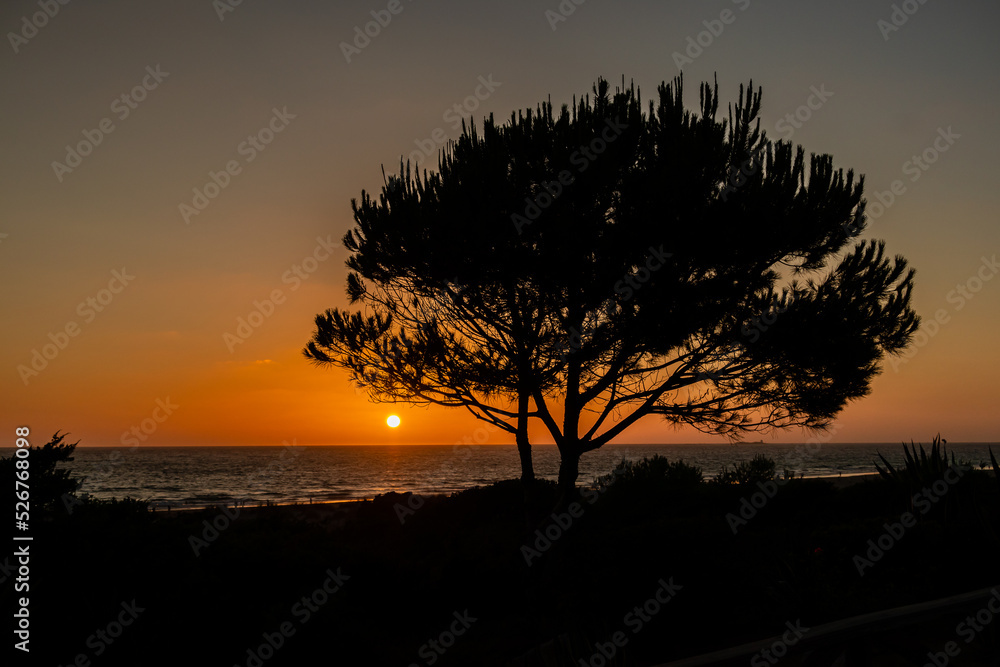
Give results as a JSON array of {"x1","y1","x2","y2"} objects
[{"x1": 305, "y1": 75, "x2": 919, "y2": 499}]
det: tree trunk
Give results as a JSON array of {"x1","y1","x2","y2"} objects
[
  {"x1": 515, "y1": 390, "x2": 536, "y2": 520},
  {"x1": 556, "y1": 446, "x2": 581, "y2": 508},
  {"x1": 516, "y1": 390, "x2": 535, "y2": 485},
  {"x1": 517, "y1": 435, "x2": 534, "y2": 484},
  {"x1": 558, "y1": 299, "x2": 584, "y2": 508}
]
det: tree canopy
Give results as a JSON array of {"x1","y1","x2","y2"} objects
[
  {"x1": 2, "y1": 431, "x2": 80, "y2": 514},
  {"x1": 305, "y1": 75, "x2": 919, "y2": 496}
]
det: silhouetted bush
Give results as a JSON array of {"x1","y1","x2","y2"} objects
[
  {"x1": 874, "y1": 434, "x2": 978, "y2": 520},
  {"x1": 1, "y1": 430, "x2": 81, "y2": 515},
  {"x1": 600, "y1": 454, "x2": 704, "y2": 489},
  {"x1": 874, "y1": 434, "x2": 965, "y2": 486},
  {"x1": 713, "y1": 452, "x2": 780, "y2": 485}
]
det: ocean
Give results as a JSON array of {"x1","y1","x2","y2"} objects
[{"x1": 19, "y1": 441, "x2": 995, "y2": 510}]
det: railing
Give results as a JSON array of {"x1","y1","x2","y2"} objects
[{"x1": 656, "y1": 585, "x2": 1000, "y2": 666}]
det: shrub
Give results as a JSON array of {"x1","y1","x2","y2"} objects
[
  {"x1": 874, "y1": 434, "x2": 967, "y2": 487},
  {"x1": 713, "y1": 453, "x2": 781, "y2": 486},
  {"x1": 1, "y1": 431, "x2": 82, "y2": 514},
  {"x1": 874, "y1": 434, "x2": 980, "y2": 521},
  {"x1": 599, "y1": 455, "x2": 704, "y2": 489}
]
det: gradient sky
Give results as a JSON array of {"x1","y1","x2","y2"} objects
[{"x1": 2, "y1": 0, "x2": 998, "y2": 447}]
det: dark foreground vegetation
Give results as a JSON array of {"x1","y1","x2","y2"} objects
[{"x1": 3, "y1": 436, "x2": 1000, "y2": 666}]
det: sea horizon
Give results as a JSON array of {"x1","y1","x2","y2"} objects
[
  {"x1": 28, "y1": 440, "x2": 1000, "y2": 447},
  {"x1": 25, "y1": 441, "x2": 998, "y2": 511}
]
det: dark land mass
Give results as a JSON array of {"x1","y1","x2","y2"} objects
[{"x1": 8, "y1": 463, "x2": 1000, "y2": 666}]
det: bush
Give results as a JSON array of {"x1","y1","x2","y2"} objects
[
  {"x1": 599, "y1": 455, "x2": 704, "y2": 489},
  {"x1": 874, "y1": 434, "x2": 966, "y2": 487},
  {"x1": 874, "y1": 434, "x2": 983, "y2": 521},
  {"x1": 1, "y1": 430, "x2": 81, "y2": 515},
  {"x1": 713, "y1": 453, "x2": 781, "y2": 486}
]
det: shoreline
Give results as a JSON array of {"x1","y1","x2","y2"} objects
[{"x1": 141, "y1": 471, "x2": 886, "y2": 515}]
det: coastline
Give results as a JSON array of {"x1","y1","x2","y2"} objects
[
  {"x1": 58, "y1": 442, "x2": 998, "y2": 511},
  {"x1": 146, "y1": 471, "x2": 886, "y2": 517}
]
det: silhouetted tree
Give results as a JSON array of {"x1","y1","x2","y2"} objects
[
  {"x1": 306, "y1": 75, "x2": 919, "y2": 500},
  {"x1": 1, "y1": 431, "x2": 81, "y2": 514},
  {"x1": 305, "y1": 83, "x2": 644, "y2": 485}
]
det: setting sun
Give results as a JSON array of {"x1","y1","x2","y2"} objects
[{"x1": 387, "y1": 415, "x2": 401, "y2": 428}]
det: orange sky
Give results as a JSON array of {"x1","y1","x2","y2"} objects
[{"x1": 2, "y1": 0, "x2": 998, "y2": 447}]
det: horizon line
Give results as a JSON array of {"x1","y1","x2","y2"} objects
[{"x1": 16, "y1": 440, "x2": 998, "y2": 448}]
